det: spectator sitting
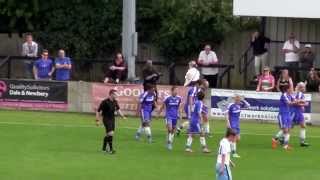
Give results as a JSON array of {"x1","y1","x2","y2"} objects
[
  {"x1": 33, "y1": 50, "x2": 54, "y2": 80},
  {"x1": 197, "y1": 44, "x2": 219, "y2": 88},
  {"x1": 184, "y1": 60, "x2": 200, "y2": 87},
  {"x1": 251, "y1": 31, "x2": 270, "y2": 81},
  {"x1": 282, "y1": 32, "x2": 300, "y2": 81},
  {"x1": 276, "y1": 69, "x2": 294, "y2": 92},
  {"x1": 55, "y1": 49, "x2": 72, "y2": 81},
  {"x1": 142, "y1": 60, "x2": 161, "y2": 91},
  {"x1": 104, "y1": 53, "x2": 127, "y2": 84},
  {"x1": 22, "y1": 33, "x2": 38, "y2": 57},
  {"x1": 299, "y1": 44, "x2": 315, "y2": 80},
  {"x1": 256, "y1": 66, "x2": 275, "y2": 92},
  {"x1": 305, "y1": 68, "x2": 320, "y2": 92}
]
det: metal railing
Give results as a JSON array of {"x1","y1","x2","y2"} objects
[{"x1": 0, "y1": 55, "x2": 235, "y2": 88}]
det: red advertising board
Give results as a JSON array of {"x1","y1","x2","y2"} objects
[{"x1": 92, "y1": 83, "x2": 188, "y2": 114}]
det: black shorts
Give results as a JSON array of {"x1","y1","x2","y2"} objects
[{"x1": 103, "y1": 118, "x2": 115, "y2": 133}]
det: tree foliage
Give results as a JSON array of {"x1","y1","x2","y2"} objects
[{"x1": 0, "y1": 0, "x2": 257, "y2": 59}]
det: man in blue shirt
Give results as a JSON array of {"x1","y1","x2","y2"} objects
[
  {"x1": 55, "y1": 49, "x2": 72, "y2": 81},
  {"x1": 158, "y1": 86, "x2": 182, "y2": 150},
  {"x1": 33, "y1": 50, "x2": 54, "y2": 80}
]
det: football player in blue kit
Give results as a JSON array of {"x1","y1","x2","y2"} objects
[
  {"x1": 226, "y1": 94, "x2": 250, "y2": 158},
  {"x1": 185, "y1": 91, "x2": 210, "y2": 153},
  {"x1": 292, "y1": 82, "x2": 310, "y2": 147},
  {"x1": 272, "y1": 85, "x2": 298, "y2": 150},
  {"x1": 158, "y1": 86, "x2": 182, "y2": 150},
  {"x1": 135, "y1": 84, "x2": 157, "y2": 143}
]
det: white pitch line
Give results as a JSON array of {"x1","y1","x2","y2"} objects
[{"x1": 0, "y1": 121, "x2": 320, "y2": 138}]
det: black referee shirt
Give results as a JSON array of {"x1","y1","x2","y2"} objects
[{"x1": 97, "y1": 98, "x2": 120, "y2": 121}]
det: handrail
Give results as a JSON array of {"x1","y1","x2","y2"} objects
[
  {"x1": 270, "y1": 40, "x2": 320, "y2": 45},
  {"x1": 238, "y1": 45, "x2": 252, "y2": 74},
  {"x1": 0, "y1": 55, "x2": 235, "y2": 88},
  {"x1": 0, "y1": 56, "x2": 10, "y2": 68}
]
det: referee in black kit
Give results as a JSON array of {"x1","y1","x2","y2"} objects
[{"x1": 96, "y1": 89, "x2": 126, "y2": 154}]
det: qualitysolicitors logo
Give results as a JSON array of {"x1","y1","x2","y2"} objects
[{"x1": 0, "y1": 81, "x2": 8, "y2": 97}]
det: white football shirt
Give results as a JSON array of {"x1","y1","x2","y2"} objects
[{"x1": 217, "y1": 138, "x2": 231, "y2": 165}]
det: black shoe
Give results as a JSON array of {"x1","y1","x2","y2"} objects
[
  {"x1": 176, "y1": 129, "x2": 181, "y2": 136},
  {"x1": 300, "y1": 142, "x2": 310, "y2": 147}
]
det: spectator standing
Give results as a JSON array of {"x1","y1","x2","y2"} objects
[
  {"x1": 299, "y1": 44, "x2": 315, "y2": 80},
  {"x1": 197, "y1": 45, "x2": 219, "y2": 88},
  {"x1": 251, "y1": 31, "x2": 271, "y2": 80},
  {"x1": 184, "y1": 61, "x2": 200, "y2": 87},
  {"x1": 22, "y1": 33, "x2": 38, "y2": 57},
  {"x1": 22, "y1": 33, "x2": 38, "y2": 79},
  {"x1": 142, "y1": 60, "x2": 161, "y2": 91},
  {"x1": 104, "y1": 53, "x2": 127, "y2": 84},
  {"x1": 256, "y1": 67, "x2": 275, "y2": 92},
  {"x1": 305, "y1": 68, "x2": 320, "y2": 92},
  {"x1": 55, "y1": 49, "x2": 72, "y2": 81},
  {"x1": 276, "y1": 69, "x2": 294, "y2": 92},
  {"x1": 282, "y1": 33, "x2": 300, "y2": 81},
  {"x1": 33, "y1": 50, "x2": 54, "y2": 80}
]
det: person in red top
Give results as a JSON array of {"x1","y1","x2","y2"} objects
[
  {"x1": 256, "y1": 66, "x2": 275, "y2": 92},
  {"x1": 104, "y1": 53, "x2": 127, "y2": 84}
]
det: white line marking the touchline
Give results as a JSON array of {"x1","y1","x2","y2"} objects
[{"x1": 0, "y1": 121, "x2": 320, "y2": 138}]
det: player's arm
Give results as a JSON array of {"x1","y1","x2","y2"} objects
[
  {"x1": 198, "y1": 106, "x2": 203, "y2": 124},
  {"x1": 226, "y1": 113, "x2": 231, "y2": 128},
  {"x1": 117, "y1": 109, "x2": 126, "y2": 119},
  {"x1": 178, "y1": 100, "x2": 183, "y2": 119},
  {"x1": 158, "y1": 102, "x2": 165, "y2": 116},
  {"x1": 219, "y1": 154, "x2": 226, "y2": 175},
  {"x1": 95, "y1": 104, "x2": 103, "y2": 126},
  {"x1": 241, "y1": 98, "x2": 250, "y2": 109},
  {"x1": 33, "y1": 64, "x2": 38, "y2": 80},
  {"x1": 230, "y1": 159, "x2": 236, "y2": 168},
  {"x1": 188, "y1": 95, "x2": 193, "y2": 116}
]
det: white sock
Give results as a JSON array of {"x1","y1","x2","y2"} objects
[
  {"x1": 182, "y1": 121, "x2": 189, "y2": 129},
  {"x1": 186, "y1": 136, "x2": 193, "y2": 147},
  {"x1": 275, "y1": 130, "x2": 283, "y2": 139},
  {"x1": 144, "y1": 127, "x2": 152, "y2": 138},
  {"x1": 231, "y1": 142, "x2": 237, "y2": 153},
  {"x1": 204, "y1": 122, "x2": 210, "y2": 134},
  {"x1": 167, "y1": 133, "x2": 174, "y2": 143},
  {"x1": 284, "y1": 133, "x2": 290, "y2": 145},
  {"x1": 200, "y1": 136, "x2": 207, "y2": 147},
  {"x1": 136, "y1": 126, "x2": 143, "y2": 135},
  {"x1": 300, "y1": 128, "x2": 306, "y2": 143}
]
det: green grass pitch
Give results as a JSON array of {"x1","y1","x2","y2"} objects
[{"x1": 0, "y1": 109, "x2": 319, "y2": 180}]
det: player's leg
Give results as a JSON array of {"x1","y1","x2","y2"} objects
[
  {"x1": 283, "y1": 128, "x2": 291, "y2": 150},
  {"x1": 106, "y1": 131, "x2": 115, "y2": 154},
  {"x1": 202, "y1": 113, "x2": 211, "y2": 137},
  {"x1": 199, "y1": 128, "x2": 210, "y2": 153},
  {"x1": 185, "y1": 121, "x2": 195, "y2": 152},
  {"x1": 135, "y1": 109, "x2": 145, "y2": 140},
  {"x1": 185, "y1": 133, "x2": 193, "y2": 152},
  {"x1": 299, "y1": 116, "x2": 309, "y2": 147},
  {"x1": 273, "y1": 114, "x2": 284, "y2": 148},
  {"x1": 102, "y1": 119, "x2": 110, "y2": 152},
  {"x1": 177, "y1": 105, "x2": 190, "y2": 135},
  {"x1": 166, "y1": 118, "x2": 173, "y2": 150},
  {"x1": 216, "y1": 164, "x2": 232, "y2": 180},
  {"x1": 143, "y1": 110, "x2": 153, "y2": 143},
  {"x1": 231, "y1": 133, "x2": 240, "y2": 158}
]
